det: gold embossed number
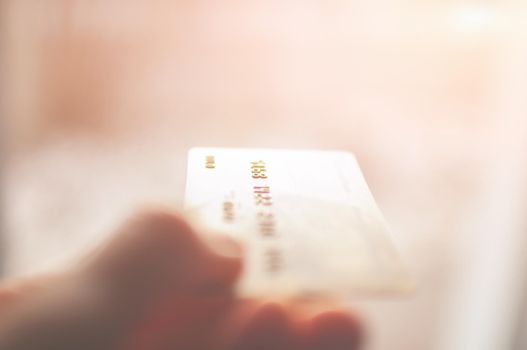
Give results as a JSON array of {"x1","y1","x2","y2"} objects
[{"x1": 251, "y1": 160, "x2": 267, "y2": 179}]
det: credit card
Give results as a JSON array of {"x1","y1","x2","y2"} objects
[{"x1": 184, "y1": 148, "x2": 412, "y2": 300}]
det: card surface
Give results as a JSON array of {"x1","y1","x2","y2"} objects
[{"x1": 185, "y1": 148, "x2": 412, "y2": 300}]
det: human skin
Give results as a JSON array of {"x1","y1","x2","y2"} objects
[{"x1": 0, "y1": 210, "x2": 363, "y2": 350}]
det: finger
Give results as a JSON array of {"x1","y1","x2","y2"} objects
[
  {"x1": 222, "y1": 303, "x2": 294, "y2": 350},
  {"x1": 303, "y1": 311, "x2": 364, "y2": 350},
  {"x1": 121, "y1": 295, "x2": 235, "y2": 350}
]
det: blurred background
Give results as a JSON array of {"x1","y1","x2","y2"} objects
[{"x1": 1, "y1": 1, "x2": 527, "y2": 349}]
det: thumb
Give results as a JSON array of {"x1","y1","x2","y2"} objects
[{"x1": 85, "y1": 209, "x2": 242, "y2": 300}]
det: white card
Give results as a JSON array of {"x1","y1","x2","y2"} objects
[{"x1": 185, "y1": 148, "x2": 412, "y2": 300}]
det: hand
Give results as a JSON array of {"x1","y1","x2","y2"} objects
[{"x1": 0, "y1": 210, "x2": 363, "y2": 350}]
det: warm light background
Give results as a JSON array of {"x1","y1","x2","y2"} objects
[{"x1": 1, "y1": 1, "x2": 527, "y2": 350}]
